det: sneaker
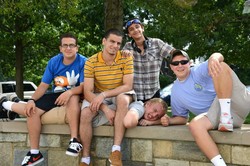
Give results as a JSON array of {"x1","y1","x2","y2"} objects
[
  {"x1": 8, "y1": 93, "x2": 21, "y2": 102},
  {"x1": 79, "y1": 162, "x2": 93, "y2": 166},
  {"x1": 109, "y1": 150, "x2": 123, "y2": 166},
  {"x1": 21, "y1": 151, "x2": 44, "y2": 166},
  {"x1": 8, "y1": 94, "x2": 21, "y2": 119},
  {"x1": 0, "y1": 94, "x2": 8, "y2": 111},
  {"x1": 7, "y1": 109, "x2": 18, "y2": 120},
  {"x1": 218, "y1": 113, "x2": 233, "y2": 132},
  {"x1": 0, "y1": 94, "x2": 18, "y2": 120},
  {"x1": 0, "y1": 94, "x2": 8, "y2": 120},
  {"x1": 66, "y1": 138, "x2": 83, "y2": 157}
]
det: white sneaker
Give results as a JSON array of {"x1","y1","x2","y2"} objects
[
  {"x1": 8, "y1": 93, "x2": 20, "y2": 102},
  {"x1": 65, "y1": 138, "x2": 83, "y2": 156},
  {"x1": 218, "y1": 113, "x2": 233, "y2": 132}
]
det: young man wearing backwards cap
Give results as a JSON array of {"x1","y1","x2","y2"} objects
[
  {"x1": 123, "y1": 18, "x2": 175, "y2": 102},
  {"x1": 161, "y1": 49, "x2": 250, "y2": 166}
]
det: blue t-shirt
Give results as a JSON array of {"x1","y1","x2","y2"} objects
[
  {"x1": 42, "y1": 53, "x2": 87, "y2": 92},
  {"x1": 171, "y1": 61, "x2": 216, "y2": 118}
]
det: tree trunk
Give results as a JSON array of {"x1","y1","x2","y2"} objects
[
  {"x1": 15, "y1": 29, "x2": 24, "y2": 100},
  {"x1": 104, "y1": 0, "x2": 123, "y2": 32}
]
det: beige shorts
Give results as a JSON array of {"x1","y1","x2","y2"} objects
[
  {"x1": 81, "y1": 90, "x2": 136, "y2": 127},
  {"x1": 206, "y1": 72, "x2": 250, "y2": 129},
  {"x1": 41, "y1": 106, "x2": 68, "y2": 124}
]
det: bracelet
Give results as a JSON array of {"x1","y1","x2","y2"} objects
[
  {"x1": 101, "y1": 92, "x2": 106, "y2": 98},
  {"x1": 28, "y1": 98, "x2": 36, "y2": 102}
]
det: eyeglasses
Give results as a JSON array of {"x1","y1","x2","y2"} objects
[
  {"x1": 61, "y1": 44, "x2": 77, "y2": 49},
  {"x1": 125, "y1": 19, "x2": 141, "y2": 29},
  {"x1": 170, "y1": 60, "x2": 189, "y2": 66}
]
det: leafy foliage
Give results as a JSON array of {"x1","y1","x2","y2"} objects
[
  {"x1": 124, "y1": 0, "x2": 250, "y2": 84},
  {"x1": 0, "y1": 0, "x2": 249, "y2": 92}
]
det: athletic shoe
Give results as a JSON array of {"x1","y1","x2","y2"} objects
[
  {"x1": 21, "y1": 151, "x2": 44, "y2": 166},
  {"x1": 8, "y1": 94, "x2": 20, "y2": 119},
  {"x1": 109, "y1": 150, "x2": 123, "y2": 166},
  {"x1": 8, "y1": 93, "x2": 21, "y2": 102},
  {"x1": 0, "y1": 94, "x2": 8, "y2": 120},
  {"x1": 79, "y1": 162, "x2": 93, "y2": 166},
  {"x1": 218, "y1": 113, "x2": 233, "y2": 132},
  {"x1": 0, "y1": 94, "x2": 18, "y2": 120},
  {"x1": 66, "y1": 138, "x2": 83, "y2": 157},
  {"x1": 0, "y1": 94, "x2": 7, "y2": 111}
]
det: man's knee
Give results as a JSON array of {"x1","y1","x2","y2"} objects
[
  {"x1": 80, "y1": 107, "x2": 94, "y2": 122},
  {"x1": 220, "y1": 62, "x2": 232, "y2": 75},
  {"x1": 116, "y1": 93, "x2": 132, "y2": 106}
]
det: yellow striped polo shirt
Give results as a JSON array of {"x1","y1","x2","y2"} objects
[{"x1": 84, "y1": 51, "x2": 134, "y2": 92}]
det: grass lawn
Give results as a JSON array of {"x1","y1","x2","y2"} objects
[{"x1": 166, "y1": 109, "x2": 250, "y2": 124}]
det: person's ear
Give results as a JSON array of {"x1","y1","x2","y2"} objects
[
  {"x1": 145, "y1": 101, "x2": 151, "y2": 107},
  {"x1": 141, "y1": 25, "x2": 144, "y2": 32},
  {"x1": 102, "y1": 38, "x2": 106, "y2": 45}
]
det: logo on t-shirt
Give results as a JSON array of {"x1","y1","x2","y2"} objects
[
  {"x1": 54, "y1": 70, "x2": 80, "y2": 92},
  {"x1": 194, "y1": 83, "x2": 203, "y2": 91}
]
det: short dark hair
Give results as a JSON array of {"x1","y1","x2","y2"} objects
[
  {"x1": 104, "y1": 28, "x2": 123, "y2": 39},
  {"x1": 60, "y1": 33, "x2": 78, "y2": 46}
]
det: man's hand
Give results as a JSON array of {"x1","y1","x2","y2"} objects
[
  {"x1": 139, "y1": 119, "x2": 154, "y2": 126},
  {"x1": 55, "y1": 90, "x2": 72, "y2": 106},
  {"x1": 103, "y1": 108, "x2": 115, "y2": 125},
  {"x1": 121, "y1": 50, "x2": 133, "y2": 58},
  {"x1": 161, "y1": 114, "x2": 171, "y2": 126},
  {"x1": 25, "y1": 100, "x2": 36, "y2": 117},
  {"x1": 89, "y1": 93, "x2": 105, "y2": 112}
]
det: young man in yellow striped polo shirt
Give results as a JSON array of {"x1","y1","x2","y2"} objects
[{"x1": 79, "y1": 28, "x2": 134, "y2": 166}]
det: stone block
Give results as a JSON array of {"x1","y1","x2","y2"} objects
[
  {"x1": 232, "y1": 145, "x2": 250, "y2": 165},
  {"x1": 93, "y1": 159, "x2": 107, "y2": 166},
  {"x1": 27, "y1": 134, "x2": 61, "y2": 147},
  {"x1": 131, "y1": 139, "x2": 152, "y2": 162},
  {"x1": 123, "y1": 160, "x2": 152, "y2": 166},
  {"x1": 95, "y1": 137, "x2": 113, "y2": 158},
  {"x1": 0, "y1": 143, "x2": 13, "y2": 166},
  {"x1": 60, "y1": 135, "x2": 71, "y2": 147},
  {"x1": 153, "y1": 140, "x2": 172, "y2": 158},
  {"x1": 48, "y1": 149, "x2": 79, "y2": 166},
  {"x1": 172, "y1": 141, "x2": 208, "y2": 162},
  {"x1": 154, "y1": 158, "x2": 189, "y2": 166},
  {"x1": 190, "y1": 161, "x2": 213, "y2": 166},
  {"x1": 217, "y1": 144, "x2": 231, "y2": 163},
  {"x1": 0, "y1": 133, "x2": 26, "y2": 142}
]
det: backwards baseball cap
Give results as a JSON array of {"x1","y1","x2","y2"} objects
[
  {"x1": 125, "y1": 19, "x2": 142, "y2": 32},
  {"x1": 170, "y1": 49, "x2": 190, "y2": 63}
]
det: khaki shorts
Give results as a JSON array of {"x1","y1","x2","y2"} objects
[
  {"x1": 41, "y1": 106, "x2": 68, "y2": 124},
  {"x1": 81, "y1": 90, "x2": 136, "y2": 127},
  {"x1": 206, "y1": 72, "x2": 250, "y2": 129}
]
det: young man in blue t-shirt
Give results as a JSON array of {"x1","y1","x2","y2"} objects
[{"x1": 0, "y1": 33, "x2": 87, "y2": 166}]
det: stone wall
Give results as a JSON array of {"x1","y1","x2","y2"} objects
[{"x1": 0, "y1": 119, "x2": 250, "y2": 166}]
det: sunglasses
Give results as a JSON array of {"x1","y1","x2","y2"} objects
[
  {"x1": 170, "y1": 60, "x2": 189, "y2": 66},
  {"x1": 125, "y1": 19, "x2": 141, "y2": 29}
]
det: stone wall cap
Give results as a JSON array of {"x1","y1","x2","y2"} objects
[{"x1": 1, "y1": 120, "x2": 250, "y2": 145}]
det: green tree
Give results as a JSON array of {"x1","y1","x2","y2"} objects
[
  {"x1": 123, "y1": 0, "x2": 250, "y2": 84},
  {"x1": 0, "y1": 0, "x2": 249, "y2": 100},
  {"x1": 0, "y1": 0, "x2": 102, "y2": 98}
]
